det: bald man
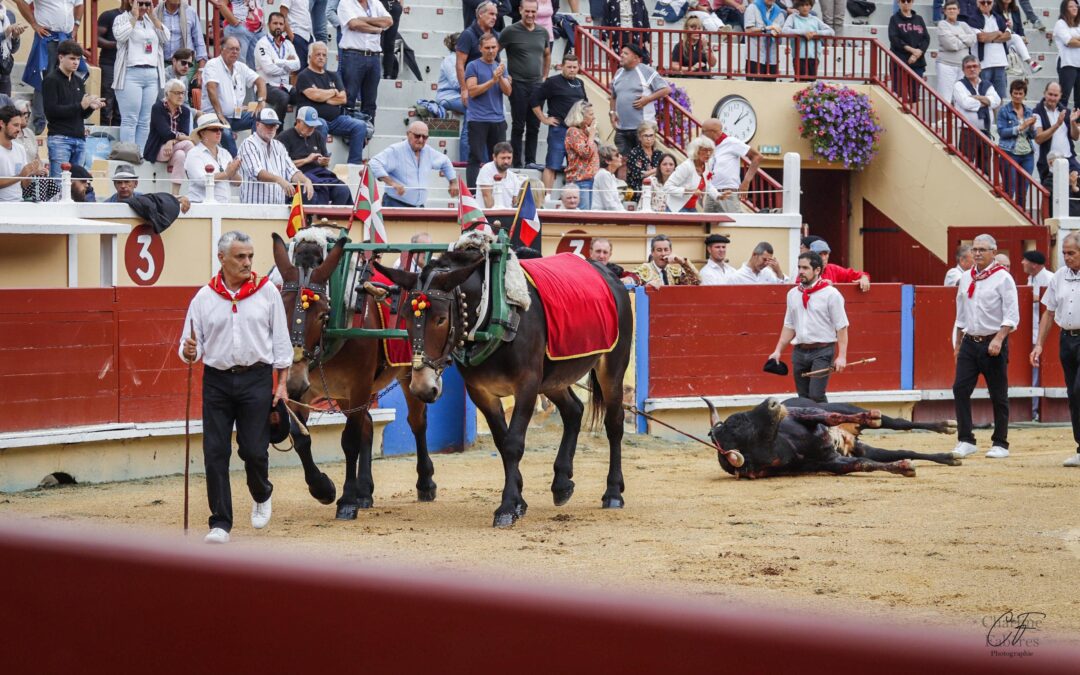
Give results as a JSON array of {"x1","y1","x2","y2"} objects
[
  {"x1": 701, "y1": 117, "x2": 761, "y2": 213},
  {"x1": 369, "y1": 121, "x2": 460, "y2": 207}
]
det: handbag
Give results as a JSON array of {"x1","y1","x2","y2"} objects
[
  {"x1": 846, "y1": 0, "x2": 875, "y2": 18},
  {"x1": 109, "y1": 141, "x2": 144, "y2": 164},
  {"x1": 1013, "y1": 129, "x2": 1033, "y2": 156}
]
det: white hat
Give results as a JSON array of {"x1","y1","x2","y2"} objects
[{"x1": 193, "y1": 112, "x2": 228, "y2": 136}]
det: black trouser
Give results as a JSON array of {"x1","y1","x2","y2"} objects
[
  {"x1": 1060, "y1": 64, "x2": 1080, "y2": 112},
  {"x1": 795, "y1": 58, "x2": 818, "y2": 80},
  {"x1": 1060, "y1": 332, "x2": 1080, "y2": 452},
  {"x1": 380, "y1": 0, "x2": 403, "y2": 76},
  {"x1": 202, "y1": 363, "x2": 274, "y2": 532},
  {"x1": 613, "y1": 128, "x2": 639, "y2": 158},
  {"x1": 953, "y1": 335, "x2": 1010, "y2": 449},
  {"x1": 509, "y1": 80, "x2": 540, "y2": 167},
  {"x1": 467, "y1": 119, "x2": 506, "y2": 188},
  {"x1": 792, "y1": 343, "x2": 835, "y2": 403},
  {"x1": 959, "y1": 128, "x2": 991, "y2": 177},
  {"x1": 266, "y1": 87, "x2": 291, "y2": 129}
]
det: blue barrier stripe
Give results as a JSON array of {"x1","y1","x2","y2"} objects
[
  {"x1": 634, "y1": 286, "x2": 650, "y2": 434},
  {"x1": 901, "y1": 285, "x2": 914, "y2": 390}
]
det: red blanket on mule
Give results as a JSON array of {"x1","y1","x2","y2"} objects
[
  {"x1": 519, "y1": 254, "x2": 619, "y2": 360},
  {"x1": 360, "y1": 270, "x2": 412, "y2": 367}
]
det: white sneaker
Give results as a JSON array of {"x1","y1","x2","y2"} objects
[
  {"x1": 986, "y1": 446, "x2": 1010, "y2": 459},
  {"x1": 1064, "y1": 454, "x2": 1080, "y2": 467},
  {"x1": 204, "y1": 528, "x2": 230, "y2": 544},
  {"x1": 251, "y1": 496, "x2": 272, "y2": 529},
  {"x1": 952, "y1": 441, "x2": 978, "y2": 458}
]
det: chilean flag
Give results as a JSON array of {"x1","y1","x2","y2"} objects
[{"x1": 509, "y1": 182, "x2": 541, "y2": 250}]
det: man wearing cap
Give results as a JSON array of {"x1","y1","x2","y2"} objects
[
  {"x1": 68, "y1": 163, "x2": 96, "y2": 202},
  {"x1": 105, "y1": 164, "x2": 143, "y2": 202},
  {"x1": 277, "y1": 106, "x2": 352, "y2": 206},
  {"x1": 369, "y1": 120, "x2": 458, "y2": 208},
  {"x1": 201, "y1": 36, "x2": 268, "y2": 157},
  {"x1": 1031, "y1": 232, "x2": 1080, "y2": 467},
  {"x1": 810, "y1": 239, "x2": 871, "y2": 291},
  {"x1": 238, "y1": 107, "x2": 314, "y2": 204},
  {"x1": 185, "y1": 112, "x2": 244, "y2": 203},
  {"x1": 179, "y1": 229, "x2": 292, "y2": 544},
  {"x1": 609, "y1": 44, "x2": 670, "y2": 158},
  {"x1": 768, "y1": 250, "x2": 850, "y2": 403},
  {"x1": 295, "y1": 41, "x2": 368, "y2": 166},
  {"x1": 699, "y1": 233, "x2": 738, "y2": 286}
]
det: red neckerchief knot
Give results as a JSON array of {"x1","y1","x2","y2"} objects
[
  {"x1": 717, "y1": 132, "x2": 729, "y2": 145},
  {"x1": 800, "y1": 278, "x2": 829, "y2": 308},
  {"x1": 208, "y1": 272, "x2": 270, "y2": 313},
  {"x1": 967, "y1": 264, "x2": 1005, "y2": 299}
]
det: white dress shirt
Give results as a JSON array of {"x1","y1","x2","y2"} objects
[
  {"x1": 729, "y1": 263, "x2": 788, "y2": 284},
  {"x1": 476, "y1": 162, "x2": 525, "y2": 208},
  {"x1": 662, "y1": 158, "x2": 704, "y2": 212},
  {"x1": 31, "y1": 0, "x2": 83, "y2": 33},
  {"x1": 707, "y1": 136, "x2": 750, "y2": 192},
  {"x1": 255, "y1": 35, "x2": 300, "y2": 90},
  {"x1": 944, "y1": 265, "x2": 965, "y2": 286},
  {"x1": 201, "y1": 57, "x2": 260, "y2": 115},
  {"x1": 1029, "y1": 266, "x2": 1055, "y2": 339},
  {"x1": 783, "y1": 284, "x2": 849, "y2": 344},
  {"x1": 282, "y1": 0, "x2": 313, "y2": 41},
  {"x1": 184, "y1": 143, "x2": 235, "y2": 203},
  {"x1": 238, "y1": 133, "x2": 300, "y2": 204},
  {"x1": 337, "y1": 0, "x2": 390, "y2": 52},
  {"x1": 955, "y1": 265, "x2": 1020, "y2": 336},
  {"x1": 699, "y1": 258, "x2": 737, "y2": 285},
  {"x1": 1041, "y1": 266, "x2": 1080, "y2": 330},
  {"x1": 952, "y1": 77, "x2": 1000, "y2": 130},
  {"x1": 179, "y1": 282, "x2": 292, "y2": 370}
]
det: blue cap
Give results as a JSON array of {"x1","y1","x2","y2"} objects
[{"x1": 296, "y1": 106, "x2": 326, "y2": 128}]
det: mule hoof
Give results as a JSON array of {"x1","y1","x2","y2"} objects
[
  {"x1": 336, "y1": 504, "x2": 359, "y2": 520},
  {"x1": 602, "y1": 496, "x2": 625, "y2": 509},
  {"x1": 309, "y1": 473, "x2": 337, "y2": 505},
  {"x1": 515, "y1": 501, "x2": 528, "y2": 518},
  {"x1": 357, "y1": 496, "x2": 374, "y2": 510},
  {"x1": 417, "y1": 486, "x2": 437, "y2": 502},
  {"x1": 493, "y1": 512, "x2": 516, "y2": 528},
  {"x1": 552, "y1": 485, "x2": 575, "y2": 506},
  {"x1": 899, "y1": 460, "x2": 917, "y2": 477},
  {"x1": 946, "y1": 456, "x2": 963, "y2": 466}
]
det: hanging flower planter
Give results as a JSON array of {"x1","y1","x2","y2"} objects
[
  {"x1": 655, "y1": 81, "x2": 694, "y2": 148},
  {"x1": 794, "y1": 82, "x2": 883, "y2": 171}
]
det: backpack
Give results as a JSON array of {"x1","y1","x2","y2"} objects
[{"x1": 846, "y1": 0, "x2": 876, "y2": 18}]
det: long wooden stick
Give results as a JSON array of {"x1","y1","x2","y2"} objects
[
  {"x1": 183, "y1": 324, "x2": 195, "y2": 534},
  {"x1": 801, "y1": 357, "x2": 877, "y2": 378}
]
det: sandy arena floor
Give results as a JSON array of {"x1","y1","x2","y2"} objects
[{"x1": 3, "y1": 424, "x2": 1080, "y2": 645}]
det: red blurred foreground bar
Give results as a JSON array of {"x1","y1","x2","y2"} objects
[{"x1": 0, "y1": 520, "x2": 1076, "y2": 673}]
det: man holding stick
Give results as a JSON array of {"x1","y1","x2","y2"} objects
[{"x1": 179, "y1": 231, "x2": 292, "y2": 544}]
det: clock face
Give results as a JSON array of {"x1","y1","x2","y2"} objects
[{"x1": 712, "y1": 95, "x2": 757, "y2": 143}]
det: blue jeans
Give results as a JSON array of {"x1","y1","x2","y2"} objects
[
  {"x1": 1005, "y1": 150, "x2": 1035, "y2": 208},
  {"x1": 224, "y1": 24, "x2": 265, "y2": 69},
  {"x1": 576, "y1": 179, "x2": 594, "y2": 210},
  {"x1": 221, "y1": 112, "x2": 256, "y2": 156},
  {"x1": 440, "y1": 96, "x2": 471, "y2": 163},
  {"x1": 545, "y1": 124, "x2": 568, "y2": 171},
  {"x1": 981, "y1": 66, "x2": 1007, "y2": 101},
  {"x1": 339, "y1": 50, "x2": 381, "y2": 120},
  {"x1": 47, "y1": 135, "x2": 86, "y2": 177},
  {"x1": 311, "y1": 0, "x2": 329, "y2": 43},
  {"x1": 323, "y1": 114, "x2": 368, "y2": 165},
  {"x1": 293, "y1": 34, "x2": 310, "y2": 70},
  {"x1": 382, "y1": 192, "x2": 418, "y2": 207},
  {"x1": 116, "y1": 66, "x2": 160, "y2": 149}
]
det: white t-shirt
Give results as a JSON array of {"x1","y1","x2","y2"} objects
[
  {"x1": 708, "y1": 136, "x2": 750, "y2": 192},
  {"x1": 282, "y1": 0, "x2": 313, "y2": 40},
  {"x1": 979, "y1": 14, "x2": 1008, "y2": 68},
  {"x1": 1054, "y1": 19, "x2": 1080, "y2": 68},
  {"x1": 29, "y1": 0, "x2": 83, "y2": 33},
  {"x1": 1034, "y1": 105, "x2": 1074, "y2": 159},
  {"x1": 783, "y1": 284, "x2": 849, "y2": 344},
  {"x1": 184, "y1": 143, "x2": 235, "y2": 203},
  {"x1": 476, "y1": 162, "x2": 524, "y2": 209},
  {"x1": 118, "y1": 15, "x2": 165, "y2": 68},
  {"x1": 200, "y1": 57, "x2": 260, "y2": 115},
  {"x1": 0, "y1": 141, "x2": 28, "y2": 202},
  {"x1": 337, "y1": 0, "x2": 390, "y2": 52}
]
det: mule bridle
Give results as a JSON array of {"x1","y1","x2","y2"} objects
[
  {"x1": 406, "y1": 269, "x2": 466, "y2": 375},
  {"x1": 282, "y1": 267, "x2": 330, "y2": 365}
]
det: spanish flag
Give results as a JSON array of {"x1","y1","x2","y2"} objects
[{"x1": 286, "y1": 186, "x2": 304, "y2": 238}]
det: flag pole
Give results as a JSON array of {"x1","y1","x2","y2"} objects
[
  {"x1": 507, "y1": 181, "x2": 529, "y2": 243},
  {"x1": 347, "y1": 165, "x2": 366, "y2": 234}
]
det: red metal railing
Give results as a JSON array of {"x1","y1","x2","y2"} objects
[{"x1": 577, "y1": 25, "x2": 1049, "y2": 226}]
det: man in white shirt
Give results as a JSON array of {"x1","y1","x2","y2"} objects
[
  {"x1": 951, "y1": 233, "x2": 1019, "y2": 460},
  {"x1": 280, "y1": 0, "x2": 313, "y2": 67},
  {"x1": 476, "y1": 141, "x2": 524, "y2": 209},
  {"x1": 699, "y1": 233, "x2": 738, "y2": 285},
  {"x1": 952, "y1": 55, "x2": 1000, "y2": 173},
  {"x1": 967, "y1": 0, "x2": 1009, "y2": 100},
  {"x1": 337, "y1": 0, "x2": 392, "y2": 122},
  {"x1": 237, "y1": 108, "x2": 314, "y2": 204},
  {"x1": 254, "y1": 12, "x2": 300, "y2": 126},
  {"x1": 701, "y1": 117, "x2": 761, "y2": 214},
  {"x1": 1033, "y1": 82, "x2": 1080, "y2": 190},
  {"x1": 1030, "y1": 232, "x2": 1080, "y2": 467},
  {"x1": 201, "y1": 36, "x2": 269, "y2": 157},
  {"x1": 729, "y1": 241, "x2": 789, "y2": 284},
  {"x1": 768, "y1": 250, "x2": 850, "y2": 402},
  {"x1": 180, "y1": 230, "x2": 292, "y2": 544},
  {"x1": 944, "y1": 244, "x2": 974, "y2": 285},
  {"x1": 0, "y1": 105, "x2": 41, "y2": 202},
  {"x1": 14, "y1": 0, "x2": 84, "y2": 132}
]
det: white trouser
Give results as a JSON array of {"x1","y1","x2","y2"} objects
[
  {"x1": 935, "y1": 61, "x2": 963, "y2": 102},
  {"x1": 1008, "y1": 33, "x2": 1031, "y2": 63}
]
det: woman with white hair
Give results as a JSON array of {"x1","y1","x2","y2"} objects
[
  {"x1": 113, "y1": 0, "x2": 171, "y2": 149},
  {"x1": 592, "y1": 143, "x2": 626, "y2": 211},
  {"x1": 145, "y1": 78, "x2": 194, "y2": 195},
  {"x1": 563, "y1": 99, "x2": 599, "y2": 210},
  {"x1": 663, "y1": 135, "x2": 715, "y2": 212}
]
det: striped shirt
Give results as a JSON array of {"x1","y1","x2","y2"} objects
[{"x1": 238, "y1": 133, "x2": 299, "y2": 204}]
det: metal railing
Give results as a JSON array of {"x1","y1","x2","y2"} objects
[{"x1": 576, "y1": 24, "x2": 1049, "y2": 226}]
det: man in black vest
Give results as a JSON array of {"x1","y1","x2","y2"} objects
[
  {"x1": 1033, "y1": 81, "x2": 1080, "y2": 190},
  {"x1": 951, "y1": 55, "x2": 999, "y2": 174}
]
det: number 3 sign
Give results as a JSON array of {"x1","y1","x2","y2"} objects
[{"x1": 124, "y1": 224, "x2": 165, "y2": 286}]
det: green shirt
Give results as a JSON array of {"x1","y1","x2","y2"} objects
[{"x1": 499, "y1": 21, "x2": 549, "y2": 85}]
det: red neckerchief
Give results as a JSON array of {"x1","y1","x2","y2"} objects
[
  {"x1": 208, "y1": 272, "x2": 270, "y2": 313},
  {"x1": 684, "y1": 171, "x2": 707, "y2": 210},
  {"x1": 967, "y1": 263, "x2": 1006, "y2": 298},
  {"x1": 717, "y1": 132, "x2": 729, "y2": 145},
  {"x1": 800, "y1": 278, "x2": 830, "y2": 308}
]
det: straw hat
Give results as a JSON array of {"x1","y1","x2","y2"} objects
[{"x1": 193, "y1": 113, "x2": 228, "y2": 137}]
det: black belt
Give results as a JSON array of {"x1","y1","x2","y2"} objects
[
  {"x1": 341, "y1": 49, "x2": 381, "y2": 56},
  {"x1": 212, "y1": 362, "x2": 269, "y2": 374},
  {"x1": 964, "y1": 334, "x2": 996, "y2": 343},
  {"x1": 795, "y1": 342, "x2": 834, "y2": 350},
  {"x1": 130, "y1": 64, "x2": 156, "y2": 69},
  {"x1": 1063, "y1": 329, "x2": 1080, "y2": 337}
]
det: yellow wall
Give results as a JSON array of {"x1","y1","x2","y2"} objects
[{"x1": 0, "y1": 235, "x2": 70, "y2": 288}]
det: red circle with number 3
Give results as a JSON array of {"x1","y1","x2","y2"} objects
[
  {"x1": 556, "y1": 229, "x2": 592, "y2": 257},
  {"x1": 124, "y1": 224, "x2": 165, "y2": 286}
]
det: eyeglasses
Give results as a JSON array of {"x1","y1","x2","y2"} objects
[
  {"x1": 977, "y1": 1, "x2": 991, "y2": 4},
  {"x1": 409, "y1": 132, "x2": 429, "y2": 139},
  {"x1": 640, "y1": 133, "x2": 655, "y2": 138},
  {"x1": 177, "y1": 60, "x2": 192, "y2": 67},
  {"x1": 971, "y1": 247, "x2": 991, "y2": 252}
]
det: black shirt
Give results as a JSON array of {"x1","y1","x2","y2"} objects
[
  {"x1": 295, "y1": 68, "x2": 345, "y2": 122},
  {"x1": 97, "y1": 8, "x2": 122, "y2": 67},
  {"x1": 530, "y1": 74, "x2": 586, "y2": 126},
  {"x1": 277, "y1": 127, "x2": 328, "y2": 162},
  {"x1": 42, "y1": 70, "x2": 93, "y2": 138}
]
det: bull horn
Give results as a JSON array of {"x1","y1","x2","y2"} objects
[{"x1": 702, "y1": 396, "x2": 721, "y2": 428}]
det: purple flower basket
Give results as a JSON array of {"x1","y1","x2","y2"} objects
[{"x1": 794, "y1": 82, "x2": 883, "y2": 171}]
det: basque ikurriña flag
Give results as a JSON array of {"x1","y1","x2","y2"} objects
[
  {"x1": 509, "y1": 182, "x2": 541, "y2": 250},
  {"x1": 353, "y1": 166, "x2": 387, "y2": 243},
  {"x1": 457, "y1": 178, "x2": 491, "y2": 235}
]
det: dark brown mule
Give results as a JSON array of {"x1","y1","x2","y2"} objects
[
  {"x1": 271, "y1": 233, "x2": 436, "y2": 520},
  {"x1": 376, "y1": 247, "x2": 634, "y2": 528}
]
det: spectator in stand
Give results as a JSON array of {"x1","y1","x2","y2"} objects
[
  {"x1": 279, "y1": 0, "x2": 313, "y2": 68},
  {"x1": 593, "y1": 143, "x2": 625, "y2": 211},
  {"x1": 534, "y1": 0, "x2": 556, "y2": 41},
  {"x1": 501, "y1": 0, "x2": 549, "y2": 170},
  {"x1": 0, "y1": 4, "x2": 25, "y2": 97},
  {"x1": 601, "y1": 0, "x2": 650, "y2": 55},
  {"x1": 634, "y1": 234, "x2": 700, "y2": 287},
  {"x1": 254, "y1": 12, "x2": 300, "y2": 126},
  {"x1": 165, "y1": 48, "x2": 196, "y2": 105},
  {"x1": 945, "y1": 244, "x2": 975, "y2": 285},
  {"x1": 609, "y1": 43, "x2": 669, "y2": 158},
  {"x1": 463, "y1": 0, "x2": 508, "y2": 30},
  {"x1": 201, "y1": 36, "x2": 268, "y2": 156},
  {"x1": 670, "y1": 15, "x2": 716, "y2": 76},
  {"x1": 809, "y1": 239, "x2": 871, "y2": 291},
  {"x1": 369, "y1": 120, "x2": 458, "y2": 207},
  {"x1": 337, "y1": 0, "x2": 392, "y2": 122},
  {"x1": 531, "y1": 52, "x2": 587, "y2": 193},
  {"x1": 639, "y1": 151, "x2": 676, "y2": 212},
  {"x1": 379, "y1": 0, "x2": 403, "y2": 78},
  {"x1": 184, "y1": 112, "x2": 243, "y2": 203},
  {"x1": 889, "y1": 0, "x2": 930, "y2": 96},
  {"x1": 783, "y1": 0, "x2": 833, "y2": 80},
  {"x1": 104, "y1": 163, "x2": 143, "y2": 201},
  {"x1": 465, "y1": 34, "x2": 512, "y2": 189},
  {"x1": 744, "y1": 0, "x2": 784, "y2": 81},
  {"x1": 477, "y1": 141, "x2": 525, "y2": 209},
  {"x1": 11, "y1": 99, "x2": 38, "y2": 162},
  {"x1": 997, "y1": 78, "x2": 1037, "y2": 207},
  {"x1": 42, "y1": 40, "x2": 103, "y2": 177},
  {"x1": 817, "y1": 0, "x2": 845, "y2": 38},
  {"x1": 663, "y1": 135, "x2": 714, "y2": 213},
  {"x1": 277, "y1": 106, "x2": 353, "y2": 205},
  {"x1": 69, "y1": 163, "x2": 95, "y2": 201},
  {"x1": 714, "y1": 0, "x2": 746, "y2": 31},
  {"x1": 15, "y1": 0, "x2": 84, "y2": 134},
  {"x1": 996, "y1": 0, "x2": 1042, "y2": 74},
  {"x1": 700, "y1": 233, "x2": 737, "y2": 286},
  {"x1": 590, "y1": 237, "x2": 613, "y2": 263},
  {"x1": 296, "y1": 42, "x2": 369, "y2": 166},
  {"x1": 1033, "y1": 81, "x2": 1080, "y2": 189},
  {"x1": 952, "y1": 55, "x2": 1000, "y2": 174},
  {"x1": 211, "y1": 0, "x2": 267, "y2": 69},
  {"x1": 564, "y1": 100, "x2": 599, "y2": 209},
  {"x1": 437, "y1": 33, "x2": 471, "y2": 164},
  {"x1": 936, "y1": 0, "x2": 978, "y2": 102},
  {"x1": 624, "y1": 121, "x2": 660, "y2": 202},
  {"x1": 0, "y1": 104, "x2": 40, "y2": 202},
  {"x1": 456, "y1": 2, "x2": 500, "y2": 169},
  {"x1": 556, "y1": 182, "x2": 580, "y2": 209},
  {"x1": 965, "y1": 0, "x2": 1010, "y2": 100},
  {"x1": 96, "y1": 2, "x2": 122, "y2": 125},
  {"x1": 145, "y1": 78, "x2": 194, "y2": 195},
  {"x1": 312, "y1": 0, "x2": 329, "y2": 44},
  {"x1": 112, "y1": 0, "x2": 170, "y2": 151},
  {"x1": 1055, "y1": 0, "x2": 1080, "y2": 112},
  {"x1": 155, "y1": 0, "x2": 208, "y2": 67},
  {"x1": 701, "y1": 117, "x2": 761, "y2": 214},
  {"x1": 729, "y1": 241, "x2": 789, "y2": 284},
  {"x1": 237, "y1": 107, "x2": 314, "y2": 204}
]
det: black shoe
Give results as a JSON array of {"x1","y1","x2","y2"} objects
[{"x1": 524, "y1": 162, "x2": 545, "y2": 171}]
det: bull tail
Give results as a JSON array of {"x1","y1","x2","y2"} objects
[{"x1": 587, "y1": 368, "x2": 605, "y2": 431}]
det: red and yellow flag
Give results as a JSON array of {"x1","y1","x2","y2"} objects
[{"x1": 286, "y1": 186, "x2": 304, "y2": 238}]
